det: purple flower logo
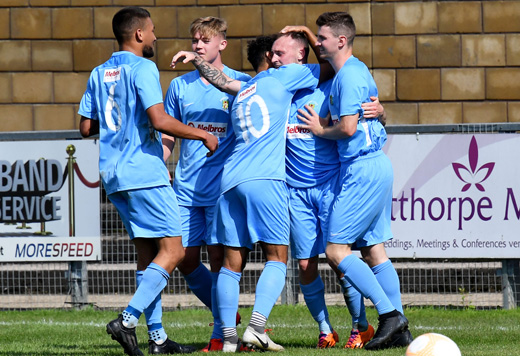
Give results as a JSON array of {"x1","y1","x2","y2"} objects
[{"x1": 452, "y1": 136, "x2": 495, "y2": 192}]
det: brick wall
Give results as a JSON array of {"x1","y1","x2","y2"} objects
[{"x1": 1, "y1": 0, "x2": 519, "y2": 131}]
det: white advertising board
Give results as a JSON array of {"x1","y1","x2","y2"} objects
[
  {"x1": 0, "y1": 140, "x2": 101, "y2": 261},
  {"x1": 384, "y1": 133, "x2": 520, "y2": 258}
]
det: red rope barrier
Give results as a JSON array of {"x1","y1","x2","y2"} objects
[{"x1": 73, "y1": 162, "x2": 100, "y2": 188}]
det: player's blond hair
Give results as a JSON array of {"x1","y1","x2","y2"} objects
[{"x1": 189, "y1": 17, "x2": 227, "y2": 40}]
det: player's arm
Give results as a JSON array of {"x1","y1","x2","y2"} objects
[
  {"x1": 280, "y1": 25, "x2": 334, "y2": 82},
  {"x1": 361, "y1": 96, "x2": 386, "y2": 126},
  {"x1": 298, "y1": 104, "x2": 357, "y2": 140},
  {"x1": 162, "y1": 134, "x2": 175, "y2": 162},
  {"x1": 79, "y1": 116, "x2": 99, "y2": 138},
  {"x1": 147, "y1": 103, "x2": 218, "y2": 157},
  {"x1": 171, "y1": 51, "x2": 241, "y2": 96}
]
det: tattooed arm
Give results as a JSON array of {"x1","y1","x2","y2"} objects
[{"x1": 171, "y1": 51, "x2": 242, "y2": 96}]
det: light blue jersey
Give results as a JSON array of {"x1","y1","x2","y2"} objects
[
  {"x1": 164, "y1": 67, "x2": 251, "y2": 206},
  {"x1": 329, "y1": 56, "x2": 387, "y2": 163},
  {"x1": 220, "y1": 64, "x2": 320, "y2": 193},
  {"x1": 286, "y1": 79, "x2": 339, "y2": 188},
  {"x1": 328, "y1": 55, "x2": 393, "y2": 247},
  {"x1": 78, "y1": 51, "x2": 169, "y2": 195}
]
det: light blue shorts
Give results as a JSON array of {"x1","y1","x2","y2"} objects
[
  {"x1": 288, "y1": 175, "x2": 339, "y2": 259},
  {"x1": 328, "y1": 151, "x2": 393, "y2": 248},
  {"x1": 109, "y1": 185, "x2": 182, "y2": 239},
  {"x1": 179, "y1": 205, "x2": 219, "y2": 247},
  {"x1": 214, "y1": 179, "x2": 289, "y2": 250}
]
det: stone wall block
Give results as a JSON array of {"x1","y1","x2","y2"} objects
[
  {"x1": 0, "y1": 105, "x2": 33, "y2": 132},
  {"x1": 52, "y1": 8, "x2": 94, "y2": 39},
  {"x1": 395, "y1": 2, "x2": 437, "y2": 34},
  {"x1": 13, "y1": 72, "x2": 53, "y2": 103},
  {"x1": 418, "y1": 102, "x2": 462, "y2": 124},
  {"x1": 34, "y1": 104, "x2": 76, "y2": 130},
  {"x1": 11, "y1": 8, "x2": 51, "y2": 39},
  {"x1": 33, "y1": 41, "x2": 73, "y2": 71},
  {"x1": 373, "y1": 36, "x2": 415, "y2": 68},
  {"x1": 439, "y1": 1, "x2": 481, "y2": 34},
  {"x1": 397, "y1": 69, "x2": 441, "y2": 101},
  {"x1": 441, "y1": 68, "x2": 485, "y2": 101}
]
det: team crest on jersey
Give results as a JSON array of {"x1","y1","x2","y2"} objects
[
  {"x1": 237, "y1": 83, "x2": 257, "y2": 103},
  {"x1": 329, "y1": 94, "x2": 333, "y2": 106},
  {"x1": 221, "y1": 97, "x2": 229, "y2": 112},
  {"x1": 104, "y1": 67, "x2": 121, "y2": 82},
  {"x1": 307, "y1": 101, "x2": 317, "y2": 110}
]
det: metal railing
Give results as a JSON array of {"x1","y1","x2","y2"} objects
[{"x1": 0, "y1": 123, "x2": 519, "y2": 310}]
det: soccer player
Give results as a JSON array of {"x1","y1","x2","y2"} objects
[
  {"x1": 162, "y1": 17, "x2": 251, "y2": 352},
  {"x1": 171, "y1": 37, "x2": 328, "y2": 352},
  {"x1": 297, "y1": 12, "x2": 410, "y2": 350},
  {"x1": 271, "y1": 28, "x2": 383, "y2": 349},
  {"x1": 78, "y1": 7, "x2": 218, "y2": 356}
]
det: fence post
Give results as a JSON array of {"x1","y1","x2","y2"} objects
[
  {"x1": 66, "y1": 145, "x2": 88, "y2": 309},
  {"x1": 501, "y1": 260, "x2": 520, "y2": 309},
  {"x1": 281, "y1": 248, "x2": 299, "y2": 305}
]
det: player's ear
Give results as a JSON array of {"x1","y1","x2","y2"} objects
[
  {"x1": 135, "y1": 28, "x2": 143, "y2": 43},
  {"x1": 219, "y1": 38, "x2": 228, "y2": 51},
  {"x1": 338, "y1": 35, "x2": 347, "y2": 49},
  {"x1": 298, "y1": 48, "x2": 305, "y2": 63}
]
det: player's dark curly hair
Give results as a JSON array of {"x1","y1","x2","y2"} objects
[
  {"x1": 247, "y1": 35, "x2": 277, "y2": 72},
  {"x1": 112, "y1": 7, "x2": 151, "y2": 45}
]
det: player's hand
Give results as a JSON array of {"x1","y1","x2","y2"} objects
[
  {"x1": 280, "y1": 25, "x2": 308, "y2": 34},
  {"x1": 203, "y1": 133, "x2": 219, "y2": 157},
  {"x1": 361, "y1": 96, "x2": 383, "y2": 119},
  {"x1": 297, "y1": 104, "x2": 325, "y2": 136},
  {"x1": 171, "y1": 51, "x2": 199, "y2": 69}
]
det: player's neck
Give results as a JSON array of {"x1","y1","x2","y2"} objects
[
  {"x1": 119, "y1": 43, "x2": 143, "y2": 57},
  {"x1": 331, "y1": 51, "x2": 352, "y2": 73}
]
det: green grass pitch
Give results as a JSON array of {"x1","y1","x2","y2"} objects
[{"x1": 0, "y1": 305, "x2": 519, "y2": 355}]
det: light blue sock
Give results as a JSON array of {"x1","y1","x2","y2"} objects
[
  {"x1": 217, "y1": 267, "x2": 241, "y2": 328},
  {"x1": 337, "y1": 255, "x2": 395, "y2": 315},
  {"x1": 339, "y1": 276, "x2": 368, "y2": 330},
  {"x1": 137, "y1": 271, "x2": 165, "y2": 338},
  {"x1": 252, "y1": 261, "x2": 287, "y2": 319},
  {"x1": 210, "y1": 272, "x2": 223, "y2": 340},
  {"x1": 183, "y1": 262, "x2": 212, "y2": 309},
  {"x1": 371, "y1": 260, "x2": 403, "y2": 314},
  {"x1": 126, "y1": 262, "x2": 169, "y2": 324},
  {"x1": 300, "y1": 276, "x2": 332, "y2": 334}
]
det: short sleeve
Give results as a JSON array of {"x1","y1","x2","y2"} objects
[
  {"x1": 337, "y1": 66, "x2": 366, "y2": 117},
  {"x1": 164, "y1": 79, "x2": 182, "y2": 121},
  {"x1": 78, "y1": 75, "x2": 98, "y2": 120},
  {"x1": 134, "y1": 60, "x2": 164, "y2": 111},
  {"x1": 273, "y1": 64, "x2": 319, "y2": 94}
]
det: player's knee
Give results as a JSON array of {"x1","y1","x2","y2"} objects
[
  {"x1": 298, "y1": 259, "x2": 319, "y2": 284},
  {"x1": 325, "y1": 247, "x2": 341, "y2": 269}
]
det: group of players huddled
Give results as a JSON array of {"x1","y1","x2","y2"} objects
[{"x1": 79, "y1": 6, "x2": 412, "y2": 356}]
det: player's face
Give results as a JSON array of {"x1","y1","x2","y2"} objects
[
  {"x1": 271, "y1": 36, "x2": 303, "y2": 68},
  {"x1": 316, "y1": 25, "x2": 338, "y2": 60},
  {"x1": 141, "y1": 17, "x2": 156, "y2": 58},
  {"x1": 191, "y1": 32, "x2": 226, "y2": 63}
]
